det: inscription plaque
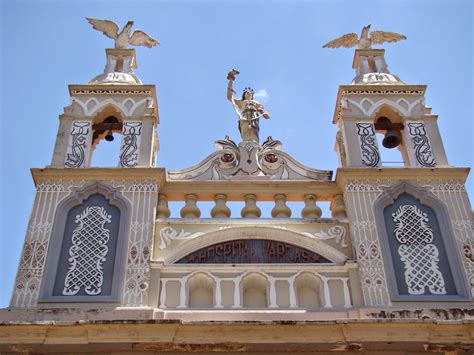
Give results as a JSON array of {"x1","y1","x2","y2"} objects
[{"x1": 176, "y1": 239, "x2": 331, "y2": 264}]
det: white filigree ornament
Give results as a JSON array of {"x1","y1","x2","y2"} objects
[{"x1": 63, "y1": 206, "x2": 112, "y2": 296}]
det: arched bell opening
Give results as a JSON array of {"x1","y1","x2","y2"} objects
[
  {"x1": 295, "y1": 272, "x2": 323, "y2": 308},
  {"x1": 187, "y1": 273, "x2": 215, "y2": 308},
  {"x1": 373, "y1": 106, "x2": 409, "y2": 167},
  {"x1": 90, "y1": 106, "x2": 124, "y2": 167},
  {"x1": 241, "y1": 273, "x2": 268, "y2": 308}
]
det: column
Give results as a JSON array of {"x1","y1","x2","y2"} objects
[
  {"x1": 321, "y1": 276, "x2": 333, "y2": 308},
  {"x1": 177, "y1": 279, "x2": 186, "y2": 308},
  {"x1": 215, "y1": 278, "x2": 223, "y2": 308},
  {"x1": 268, "y1": 277, "x2": 278, "y2": 308},
  {"x1": 342, "y1": 278, "x2": 352, "y2": 308},
  {"x1": 159, "y1": 279, "x2": 168, "y2": 308}
]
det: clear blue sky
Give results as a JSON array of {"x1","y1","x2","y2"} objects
[{"x1": 1, "y1": 0, "x2": 472, "y2": 307}]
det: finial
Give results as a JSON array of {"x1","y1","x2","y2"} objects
[
  {"x1": 86, "y1": 18, "x2": 160, "y2": 49},
  {"x1": 323, "y1": 24, "x2": 406, "y2": 49}
]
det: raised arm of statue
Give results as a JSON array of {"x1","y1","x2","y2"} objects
[{"x1": 226, "y1": 69, "x2": 242, "y2": 108}]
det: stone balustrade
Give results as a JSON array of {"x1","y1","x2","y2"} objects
[{"x1": 156, "y1": 191, "x2": 346, "y2": 219}]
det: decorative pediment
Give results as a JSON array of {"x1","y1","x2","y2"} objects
[{"x1": 168, "y1": 136, "x2": 332, "y2": 181}]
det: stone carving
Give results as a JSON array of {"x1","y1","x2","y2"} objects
[
  {"x1": 159, "y1": 227, "x2": 205, "y2": 250},
  {"x1": 168, "y1": 136, "x2": 332, "y2": 181},
  {"x1": 64, "y1": 121, "x2": 91, "y2": 168},
  {"x1": 392, "y1": 204, "x2": 446, "y2": 295},
  {"x1": 323, "y1": 24, "x2": 406, "y2": 49},
  {"x1": 63, "y1": 206, "x2": 112, "y2": 296},
  {"x1": 356, "y1": 123, "x2": 380, "y2": 167},
  {"x1": 111, "y1": 181, "x2": 157, "y2": 306},
  {"x1": 86, "y1": 18, "x2": 159, "y2": 48},
  {"x1": 302, "y1": 226, "x2": 347, "y2": 248},
  {"x1": 407, "y1": 122, "x2": 436, "y2": 167},
  {"x1": 119, "y1": 122, "x2": 142, "y2": 167}
]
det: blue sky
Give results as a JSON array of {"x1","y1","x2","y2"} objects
[{"x1": 0, "y1": 0, "x2": 472, "y2": 307}]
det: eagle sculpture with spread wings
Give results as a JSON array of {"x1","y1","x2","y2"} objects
[
  {"x1": 86, "y1": 18, "x2": 160, "y2": 49},
  {"x1": 323, "y1": 24, "x2": 406, "y2": 49}
]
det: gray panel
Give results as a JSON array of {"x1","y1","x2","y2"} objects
[
  {"x1": 383, "y1": 193, "x2": 456, "y2": 296},
  {"x1": 52, "y1": 194, "x2": 121, "y2": 297}
]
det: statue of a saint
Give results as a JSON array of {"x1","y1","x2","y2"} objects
[{"x1": 227, "y1": 70, "x2": 270, "y2": 143}]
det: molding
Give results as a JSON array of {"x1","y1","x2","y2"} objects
[
  {"x1": 373, "y1": 181, "x2": 471, "y2": 302},
  {"x1": 160, "y1": 180, "x2": 341, "y2": 201},
  {"x1": 156, "y1": 226, "x2": 349, "y2": 265},
  {"x1": 38, "y1": 182, "x2": 132, "y2": 303},
  {"x1": 333, "y1": 84, "x2": 427, "y2": 123},
  {"x1": 335, "y1": 167, "x2": 470, "y2": 189},
  {"x1": 31, "y1": 168, "x2": 165, "y2": 187},
  {"x1": 68, "y1": 84, "x2": 159, "y2": 122},
  {"x1": 0, "y1": 319, "x2": 472, "y2": 353}
]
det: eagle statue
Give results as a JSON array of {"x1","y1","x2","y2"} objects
[
  {"x1": 86, "y1": 18, "x2": 160, "y2": 49},
  {"x1": 323, "y1": 24, "x2": 406, "y2": 49}
]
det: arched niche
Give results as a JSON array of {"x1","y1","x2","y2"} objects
[
  {"x1": 90, "y1": 106, "x2": 124, "y2": 167},
  {"x1": 241, "y1": 273, "x2": 268, "y2": 308},
  {"x1": 372, "y1": 105, "x2": 409, "y2": 167},
  {"x1": 39, "y1": 182, "x2": 131, "y2": 303},
  {"x1": 373, "y1": 181, "x2": 471, "y2": 301},
  {"x1": 161, "y1": 226, "x2": 348, "y2": 265},
  {"x1": 187, "y1": 273, "x2": 215, "y2": 308},
  {"x1": 294, "y1": 272, "x2": 323, "y2": 308}
]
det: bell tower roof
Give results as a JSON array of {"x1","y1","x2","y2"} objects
[
  {"x1": 351, "y1": 49, "x2": 404, "y2": 85},
  {"x1": 89, "y1": 48, "x2": 142, "y2": 85}
]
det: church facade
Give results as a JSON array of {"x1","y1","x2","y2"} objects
[{"x1": 1, "y1": 24, "x2": 473, "y2": 354}]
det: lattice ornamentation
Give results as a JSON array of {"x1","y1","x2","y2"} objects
[
  {"x1": 119, "y1": 122, "x2": 142, "y2": 168},
  {"x1": 356, "y1": 123, "x2": 380, "y2": 167},
  {"x1": 64, "y1": 121, "x2": 91, "y2": 168},
  {"x1": 392, "y1": 205, "x2": 433, "y2": 244},
  {"x1": 392, "y1": 204, "x2": 446, "y2": 295},
  {"x1": 63, "y1": 206, "x2": 112, "y2": 296},
  {"x1": 407, "y1": 122, "x2": 436, "y2": 167}
]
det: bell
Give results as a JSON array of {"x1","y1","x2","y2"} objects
[
  {"x1": 105, "y1": 129, "x2": 114, "y2": 142},
  {"x1": 382, "y1": 129, "x2": 402, "y2": 149}
]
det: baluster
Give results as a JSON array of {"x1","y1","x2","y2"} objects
[
  {"x1": 241, "y1": 194, "x2": 261, "y2": 218},
  {"x1": 159, "y1": 279, "x2": 168, "y2": 308},
  {"x1": 271, "y1": 194, "x2": 291, "y2": 218},
  {"x1": 157, "y1": 193, "x2": 171, "y2": 218},
  {"x1": 331, "y1": 193, "x2": 347, "y2": 218},
  {"x1": 180, "y1": 193, "x2": 201, "y2": 218},
  {"x1": 211, "y1": 194, "x2": 231, "y2": 218},
  {"x1": 301, "y1": 194, "x2": 322, "y2": 219}
]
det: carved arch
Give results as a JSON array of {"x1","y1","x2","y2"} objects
[
  {"x1": 160, "y1": 226, "x2": 349, "y2": 265},
  {"x1": 373, "y1": 181, "x2": 471, "y2": 301},
  {"x1": 39, "y1": 182, "x2": 131, "y2": 302}
]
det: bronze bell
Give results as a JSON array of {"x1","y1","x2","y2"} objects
[
  {"x1": 105, "y1": 129, "x2": 114, "y2": 142},
  {"x1": 382, "y1": 129, "x2": 402, "y2": 149}
]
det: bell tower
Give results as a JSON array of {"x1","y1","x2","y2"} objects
[
  {"x1": 11, "y1": 22, "x2": 161, "y2": 308},
  {"x1": 51, "y1": 48, "x2": 159, "y2": 169},
  {"x1": 332, "y1": 37, "x2": 473, "y2": 306},
  {"x1": 334, "y1": 48, "x2": 448, "y2": 169}
]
